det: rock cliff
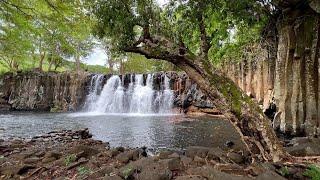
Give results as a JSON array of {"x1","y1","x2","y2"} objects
[{"x1": 0, "y1": 71, "x2": 216, "y2": 114}]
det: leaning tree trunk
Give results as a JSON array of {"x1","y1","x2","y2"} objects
[
  {"x1": 124, "y1": 42, "x2": 287, "y2": 162},
  {"x1": 121, "y1": 0, "x2": 320, "y2": 163},
  {"x1": 177, "y1": 60, "x2": 287, "y2": 162}
]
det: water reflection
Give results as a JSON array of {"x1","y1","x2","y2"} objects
[{"x1": 0, "y1": 112, "x2": 246, "y2": 151}]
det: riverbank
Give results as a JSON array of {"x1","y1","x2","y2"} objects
[{"x1": 0, "y1": 129, "x2": 311, "y2": 179}]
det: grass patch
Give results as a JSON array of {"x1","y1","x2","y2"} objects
[
  {"x1": 304, "y1": 165, "x2": 320, "y2": 180},
  {"x1": 279, "y1": 166, "x2": 290, "y2": 177},
  {"x1": 77, "y1": 166, "x2": 91, "y2": 176},
  {"x1": 64, "y1": 154, "x2": 77, "y2": 166}
]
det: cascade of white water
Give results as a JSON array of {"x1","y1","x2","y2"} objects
[
  {"x1": 85, "y1": 74, "x2": 104, "y2": 111},
  {"x1": 91, "y1": 75, "x2": 122, "y2": 113},
  {"x1": 129, "y1": 74, "x2": 154, "y2": 113},
  {"x1": 159, "y1": 75, "x2": 174, "y2": 113},
  {"x1": 85, "y1": 73, "x2": 174, "y2": 114}
]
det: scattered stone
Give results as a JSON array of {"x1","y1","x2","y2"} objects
[
  {"x1": 69, "y1": 145, "x2": 100, "y2": 158},
  {"x1": 186, "y1": 146, "x2": 210, "y2": 159},
  {"x1": 166, "y1": 157, "x2": 182, "y2": 171},
  {"x1": 44, "y1": 151, "x2": 62, "y2": 159},
  {"x1": 158, "y1": 150, "x2": 174, "y2": 159},
  {"x1": 227, "y1": 152, "x2": 245, "y2": 164},
  {"x1": 256, "y1": 170, "x2": 286, "y2": 180},
  {"x1": 187, "y1": 166, "x2": 251, "y2": 180},
  {"x1": 225, "y1": 140, "x2": 235, "y2": 148},
  {"x1": 42, "y1": 157, "x2": 56, "y2": 163},
  {"x1": 181, "y1": 156, "x2": 193, "y2": 166},
  {"x1": 175, "y1": 175, "x2": 205, "y2": 180},
  {"x1": 0, "y1": 129, "x2": 305, "y2": 179},
  {"x1": 104, "y1": 174, "x2": 123, "y2": 180},
  {"x1": 24, "y1": 157, "x2": 40, "y2": 164}
]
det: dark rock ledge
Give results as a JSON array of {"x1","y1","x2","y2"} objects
[{"x1": 0, "y1": 129, "x2": 306, "y2": 179}]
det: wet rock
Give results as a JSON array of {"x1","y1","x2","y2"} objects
[
  {"x1": 0, "y1": 164, "x2": 35, "y2": 176},
  {"x1": 186, "y1": 146, "x2": 210, "y2": 159},
  {"x1": 207, "y1": 147, "x2": 224, "y2": 161},
  {"x1": 116, "y1": 152, "x2": 131, "y2": 164},
  {"x1": 193, "y1": 156, "x2": 206, "y2": 165},
  {"x1": 138, "y1": 168, "x2": 172, "y2": 180},
  {"x1": 69, "y1": 145, "x2": 100, "y2": 158},
  {"x1": 116, "y1": 149, "x2": 140, "y2": 163},
  {"x1": 44, "y1": 151, "x2": 62, "y2": 159},
  {"x1": 162, "y1": 157, "x2": 182, "y2": 171},
  {"x1": 187, "y1": 166, "x2": 251, "y2": 180},
  {"x1": 256, "y1": 170, "x2": 286, "y2": 180},
  {"x1": 35, "y1": 151, "x2": 45, "y2": 157},
  {"x1": 181, "y1": 156, "x2": 193, "y2": 166},
  {"x1": 158, "y1": 150, "x2": 174, "y2": 159},
  {"x1": 109, "y1": 148, "x2": 121, "y2": 157},
  {"x1": 24, "y1": 157, "x2": 40, "y2": 164},
  {"x1": 42, "y1": 157, "x2": 56, "y2": 163},
  {"x1": 285, "y1": 138, "x2": 320, "y2": 156},
  {"x1": 225, "y1": 140, "x2": 235, "y2": 148},
  {"x1": 122, "y1": 157, "x2": 155, "y2": 172},
  {"x1": 116, "y1": 146, "x2": 125, "y2": 152},
  {"x1": 141, "y1": 146, "x2": 147, "y2": 157},
  {"x1": 104, "y1": 175, "x2": 123, "y2": 180},
  {"x1": 227, "y1": 152, "x2": 245, "y2": 164},
  {"x1": 100, "y1": 166, "x2": 118, "y2": 176},
  {"x1": 176, "y1": 175, "x2": 205, "y2": 180}
]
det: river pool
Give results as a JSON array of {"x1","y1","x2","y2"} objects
[{"x1": 0, "y1": 112, "x2": 245, "y2": 151}]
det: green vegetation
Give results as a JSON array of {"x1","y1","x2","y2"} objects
[
  {"x1": 0, "y1": 56, "x2": 108, "y2": 74},
  {"x1": 77, "y1": 166, "x2": 91, "y2": 176},
  {"x1": 304, "y1": 165, "x2": 320, "y2": 180},
  {"x1": 92, "y1": 0, "x2": 267, "y2": 67},
  {"x1": 0, "y1": 0, "x2": 171, "y2": 74},
  {"x1": 64, "y1": 154, "x2": 76, "y2": 166},
  {"x1": 279, "y1": 166, "x2": 290, "y2": 177},
  {"x1": 122, "y1": 166, "x2": 134, "y2": 179}
]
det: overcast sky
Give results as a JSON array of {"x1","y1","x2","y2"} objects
[{"x1": 84, "y1": 0, "x2": 169, "y2": 66}]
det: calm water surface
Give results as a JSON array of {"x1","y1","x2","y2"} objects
[{"x1": 0, "y1": 112, "x2": 245, "y2": 151}]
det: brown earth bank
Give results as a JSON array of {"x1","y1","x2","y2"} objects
[{"x1": 0, "y1": 129, "x2": 314, "y2": 180}]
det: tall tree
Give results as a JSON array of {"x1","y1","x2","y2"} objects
[
  {"x1": 0, "y1": 0, "x2": 94, "y2": 72},
  {"x1": 91, "y1": 0, "x2": 289, "y2": 162}
]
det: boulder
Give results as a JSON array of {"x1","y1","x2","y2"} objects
[
  {"x1": 186, "y1": 146, "x2": 210, "y2": 159},
  {"x1": 176, "y1": 175, "x2": 205, "y2": 180},
  {"x1": 285, "y1": 138, "x2": 320, "y2": 156},
  {"x1": 24, "y1": 157, "x2": 40, "y2": 164},
  {"x1": 69, "y1": 145, "x2": 100, "y2": 158},
  {"x1": 186, "y1": 166, "x2": 251, "y2": 180},
  {"x1": 256, "y1": 170, "x2": 286, "y2": 180},
  {"x1": 227, "y1": 152, "x2": 245, "y2": 164}
]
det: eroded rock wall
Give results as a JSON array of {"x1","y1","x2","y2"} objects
[
  {"x1": 222, "y1": 37, "x2": 320, "y2": 137},
  {"x1": 0, "y1": 71, "x2": 215, "y2": 114},
  {"x1": 0, "y1": 71, "x2": 90, "y2": 112}
]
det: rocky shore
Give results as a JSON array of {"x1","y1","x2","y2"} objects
[{"x1": 0, "y1": 129, "x2": 312, "y2": 180}]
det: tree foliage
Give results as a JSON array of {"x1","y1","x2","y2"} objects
[
  {"x1": 0, "y1": 0, "x2": 95, "y2": 72},
  {"x1": 92, "y1": 0, "x2": 268, "y2": 66}
]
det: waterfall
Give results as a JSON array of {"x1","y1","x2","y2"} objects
[
  {"x1": 85, "y1": 74, "x2": 104, "y2": 111},
  {"x1": 84, "y1": 74, "x2": 174, "y2": 114}
]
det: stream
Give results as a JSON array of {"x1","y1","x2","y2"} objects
[{"x1": 0, "y1": 112, "x2": 246, "y2": 151}]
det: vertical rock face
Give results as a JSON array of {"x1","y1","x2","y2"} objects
[
  {"x1": 0, "y1": 71, "x2": 214, "y2": 114},
  {"x1": 222, "y1": 6, "x2": 320, "y2": 136},
  {"x1": 0, "y1": 71, "x2": 91, "y2": 112}
]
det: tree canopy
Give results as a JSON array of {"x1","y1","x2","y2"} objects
[
  {"x1": 92, "y1": 0, "x2": 269, "y2": 67},
  {"x1": 0, "y1": 0, "x2": 95, "y2": 72}
]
